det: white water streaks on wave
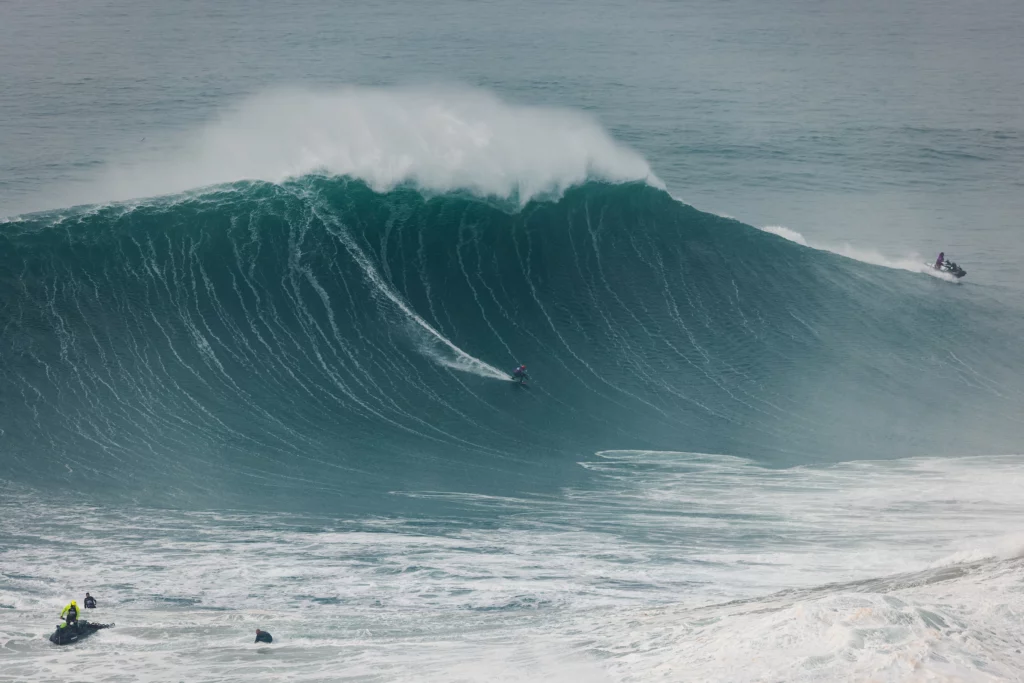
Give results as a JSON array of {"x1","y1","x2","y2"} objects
[
  {"x1": 302, "y1": 191, "x2": 511, "y2": 383},
  {"x1": 760, "y1": 224, "x2": 963, "y2": 282},
  {"x1": 507, "y1": 208, "x2": 679, "y2": 421},
  {"x1": 5, "y1": 199, "x2": 509, "y2": 493},
  {"x1": 3, "y1": 453, "x2": 1023, "y2": 682},
  {"x1": 40, "y1": 85, "x2": 663, "y2": 213}
]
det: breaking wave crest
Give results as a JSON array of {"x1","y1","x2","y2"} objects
[{"x1": 42, "y1": 85, "x2": 661, "y2": 212}]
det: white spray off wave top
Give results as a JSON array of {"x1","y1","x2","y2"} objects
[
  {"x1": 79, "y1": 86, "x2": 662, "y2": 381},
  {"x1": 94, "y1": 85, "x2": 662, "y2": 204}
]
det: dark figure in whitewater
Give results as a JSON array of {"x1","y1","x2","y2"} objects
[
  {"x1": 59, "y1": 600, "x2": 79, "y2": 628},
  {"x1": 84, "y1": 593, "x2": 97, "y2": 609},
  {"x1": 255, "y1": 628, "x2": 273, "y2": 643},
  {"x1": 512, "y1": 364, "x2": 529, "y2": 384},
  {"x1": 934, "y1": 251, "x2": 945, "y2": 269}
]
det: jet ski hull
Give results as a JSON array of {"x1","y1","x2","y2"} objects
[
  {"x1": 49, "y1": 620, "x2": 113, "y2": 645},
  {"x1": 929, "y1": 262, "x2": 967, "y2": 278}
]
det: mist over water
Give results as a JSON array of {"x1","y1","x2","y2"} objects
[
  {"x1": 52, "y1": 86, "x2": 660, "y2": 210},
  {"x1": 2, "y1": 0, "x2": 1023, "y2": 680}
]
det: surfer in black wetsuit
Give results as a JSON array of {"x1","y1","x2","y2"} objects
[
  {"x1": 512, "y1": 364, "x2": 529, "y2": 384},
  {"x1": 255, "y1": 629, "x2": 273, "y2": 643},
  {"x1": 84, "y1": 593, "x2": 97, "y2": 609}
]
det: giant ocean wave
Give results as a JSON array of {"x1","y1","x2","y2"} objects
[
  {"x1": 1, "y1": 87, "x2": 1022, "y2": 510},
  {"x1": 2, "y1": 177, "x2": 1022, "y2": 510}
]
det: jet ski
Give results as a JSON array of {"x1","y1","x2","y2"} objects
[
  {"x1": 49, "y1": 620, "x2": 114, "y2": 645},
  {"x1": 934, "y1": 259, "x2": 966, "y2": 278}
]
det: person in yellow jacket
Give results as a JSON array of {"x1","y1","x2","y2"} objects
[{"x1": 59, "y1": 600, "x2": 80, "y2": 628}]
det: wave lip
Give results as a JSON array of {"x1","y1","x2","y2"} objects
[{"x1": 64, "y1": 85, "x2": 662, "y2": 210}]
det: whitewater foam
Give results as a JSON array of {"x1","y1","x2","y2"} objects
[
  {"x1": 4, "y1": 453, "x2": 1024, "y2": 682},
  {"x1": 931, "y1": 532, "x2": 1024, "y2": 567},
  {"x1": 49, "y1": 85, "x2": 662, "y2": 211}
]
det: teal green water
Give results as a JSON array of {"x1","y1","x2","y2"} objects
[{"x1": 2, "y1": 178, "x2": 1022, "y2": 510}]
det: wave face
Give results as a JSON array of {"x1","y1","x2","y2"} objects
[{"x1": 1, "y1": 178, "x2": 1022, "y2": 509}]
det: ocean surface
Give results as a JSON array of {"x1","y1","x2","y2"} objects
[{"x1": 1, "y1": 1, "x2": 1023, "y2": 681}]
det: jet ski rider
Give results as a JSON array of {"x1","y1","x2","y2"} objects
[
  {"x1": 59, "y1": 600, "x2": 80, "y2": 628},
  {"x1": 934, "y1": 252, "x2": 945, "y2": 269}
]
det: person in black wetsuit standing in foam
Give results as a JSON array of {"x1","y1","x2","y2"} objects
[{"x1": 84, "y1": 593, "x2": 97, "y2": 609}]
